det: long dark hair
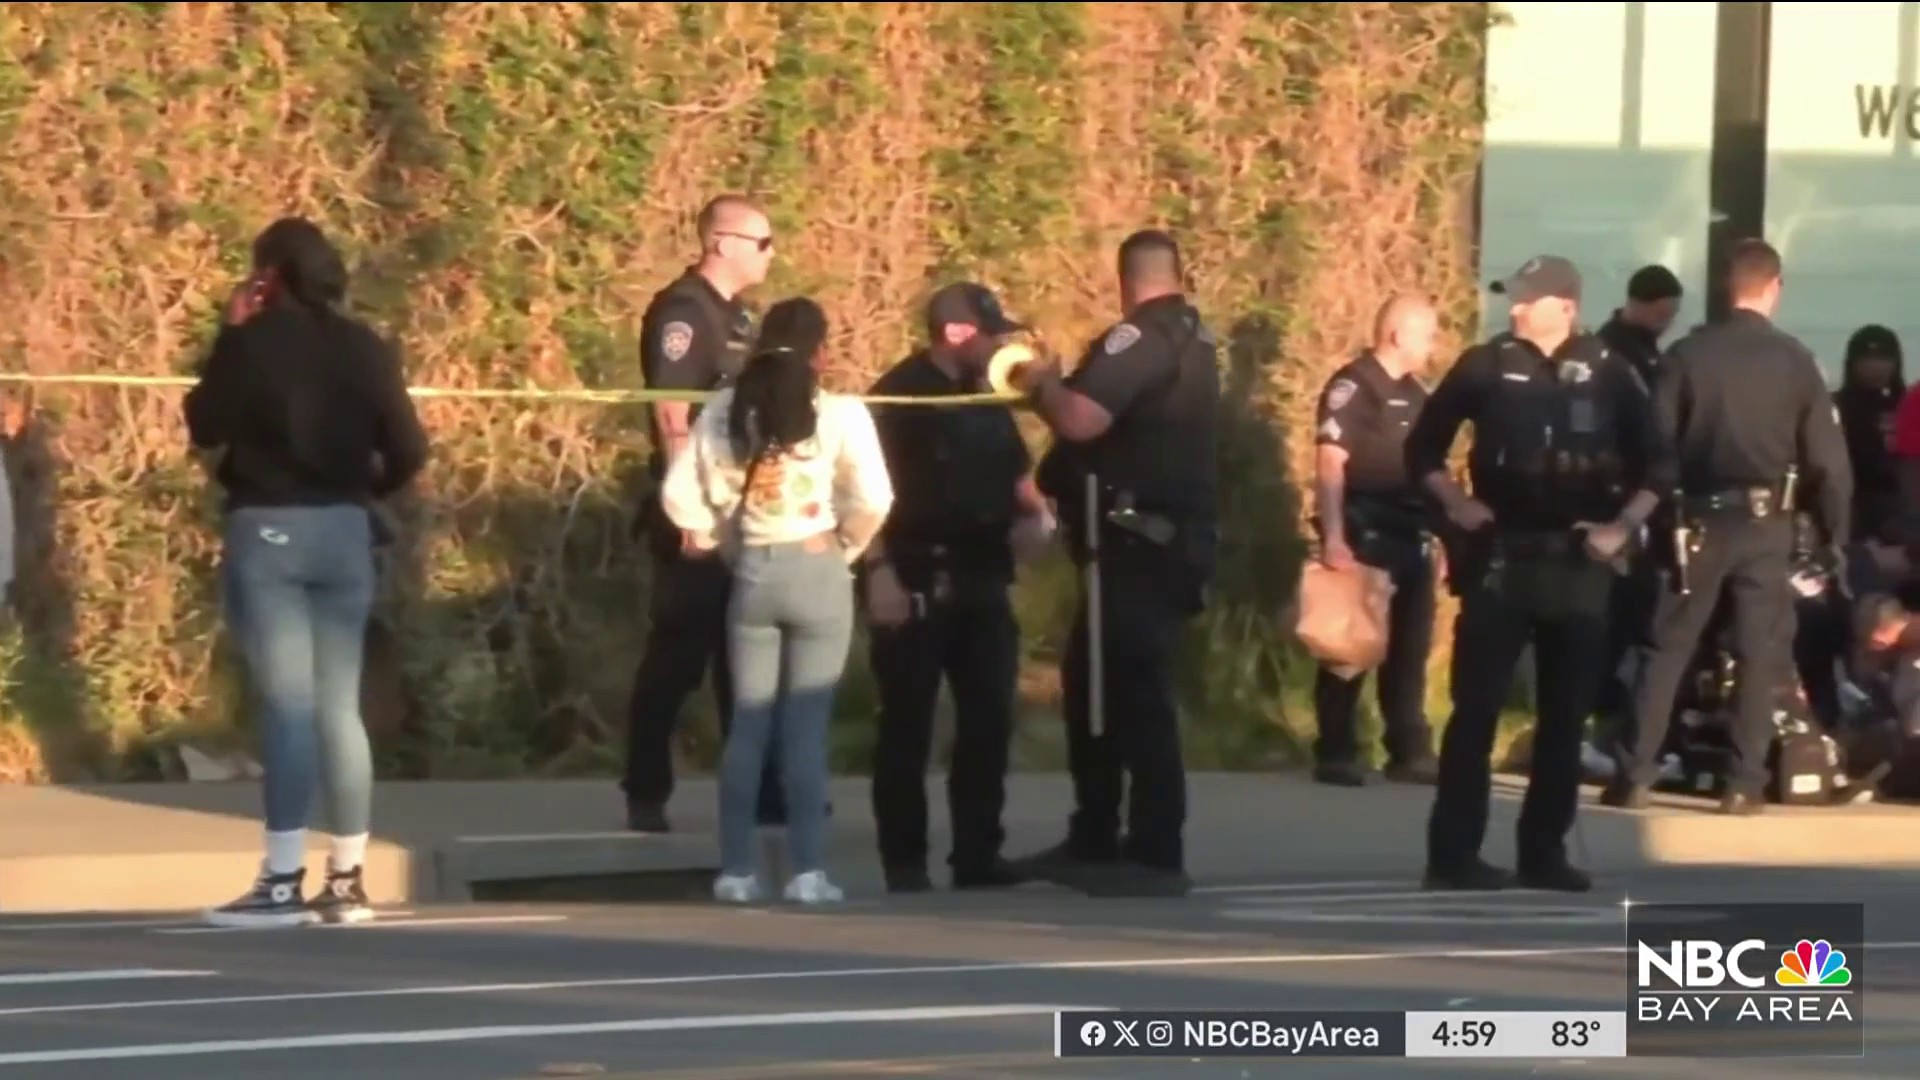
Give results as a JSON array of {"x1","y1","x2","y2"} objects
[
  {"x1": 729, "y1": 297, "x2": 826, "y2": 464},
  {"x1": 252, "y1": 217, "x2": 349, "y2": 314}
]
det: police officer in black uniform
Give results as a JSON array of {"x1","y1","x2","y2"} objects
[
  {"x1": 623, "y1": 195, "x2": 785, "y2": 833},
  {"x1": 862, "y1": 283, "x2": 1053, "y2": 893},
  {"x1": 1603, "y1": 239, "x2": 1853, "y2": 814},
  {"x1": 1004, "y1": 229, "x2": 1220, "y2": 897},
  {"x1": 1309, "y1": 295, "x2": 1443, "y2": 787},
  {"x1": 1404, "y1": 255, "x2": 1670, "y2": 893},
  {"x1": 1590, "y1": 265, "x2": 1684, "y2": 757}
]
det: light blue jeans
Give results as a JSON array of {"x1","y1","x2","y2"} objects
[
  {"x1": 221, "y1": 505, "x2": 377, "y2": 837},
  {"x1": 720, "y1": 535, "x2": 855, "y2": 878}
]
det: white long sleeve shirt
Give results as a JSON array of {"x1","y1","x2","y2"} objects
[{"x1": 660, "y1": 388, "x2": 894, "y2": 564}]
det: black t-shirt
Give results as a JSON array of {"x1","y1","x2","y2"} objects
[
  {"x1": 1314, "y1": 351, "x2": 1428, "y2": 506},
  {"x1": 869, "y1": 350, "x2": 1031, "y2": 581}
]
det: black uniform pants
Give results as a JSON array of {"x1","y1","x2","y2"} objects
[
  {"x1": 1061, "y1": 548, "x2": 1197, "y2": 872},
  {"x1": 869, "y1": 584, "x2": 1020, "y2": 874},
  {"x1": 1313, "y1": 529, "x2": 1435, "y2": 766},
  {"x1": 1626, "y1": 515, "x2": 1795, "y2": 797},
  {"x1": 623, "y1": 545, "x2": 786, "y2": 821},
  {"x1": 1428, "y1": 552, "x2": 1613, "y2": 874}
]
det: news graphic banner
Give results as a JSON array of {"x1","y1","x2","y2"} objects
[
  {"x1": 1053, "y1": 1010, "x2": 1628, "y2": 1059},
  {"x1": 1627, "y1": 901, "x2": 1864, "y2": 1057}
]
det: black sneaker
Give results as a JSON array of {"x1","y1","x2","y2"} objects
[
  {"x1": 627, "y1": 799, "x2": 670, "y2": 834},
  {"x1": 952, "y1": 858, "x2": 1033, "y2": 891},
  {"x1": 1516, "y1": 862, "x2": 1593, "y2": 893},
  {"x1": 1422, "y1": 857, "x2": 1512, "y2": 892},
  {"x1": 309, "y1": 866, "x2": 375, "y2": 925},
  {"x1": 884, "y1": 865, "x2": 934, "y2": 894},
  {"x1": 203, "y1": 866, "x2": 317, "y2": 929}
]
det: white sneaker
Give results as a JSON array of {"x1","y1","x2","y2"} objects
[
  {"x1": 784, "y1": 870, "x2": 844, "y2": 905},
  {"x1": 713, "y1": 873, "x2": 762, "y2": 903}
]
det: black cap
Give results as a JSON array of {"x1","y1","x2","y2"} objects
[
  {"x1": 926, "y1": 282, "x2": 1025, "y2": 338},
  {"x1": 1490, "y1": 255, "x2": 1582, "y2": 304},
  {"x1": 1848, "y1": 324, "x2": 1902, "y2": 361},
  {"x1": 1626, "y1": 264, "x2": 1683, "y2": 303}
]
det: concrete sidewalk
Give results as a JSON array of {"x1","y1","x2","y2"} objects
[{"x1": 1, "y1": 770, "x2": 1916, "y2": 913}]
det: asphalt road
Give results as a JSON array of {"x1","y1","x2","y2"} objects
[{"x1": 0, "y1": 866, "x2": 1913, "y2": 1079}]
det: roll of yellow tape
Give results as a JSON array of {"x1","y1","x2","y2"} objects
[{"x1": 985, "y1": 342, "x2": 1036, "y2": 395}]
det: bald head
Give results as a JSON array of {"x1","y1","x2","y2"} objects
[
  {"x1": 694, "y1": 194, "x2": 775, "y2": 296},
  {"x1": 1371, "y1": 293, "x2": 1439, "y2": 376}
]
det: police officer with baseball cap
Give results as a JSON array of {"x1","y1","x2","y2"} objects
[
  {"x1": 623, "y1": 194, "x2": 784, "y2": 834},
  {"x1": 861, "y1": 282, "x2": 1054, "y2": 893},
  {"x1": 1405, "y1": 254, "x2": 1670, "y2": 893}
]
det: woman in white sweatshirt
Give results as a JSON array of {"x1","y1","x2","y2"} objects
[{"x1": 661, "y1": 297, "x2": 894, "y2": 903}]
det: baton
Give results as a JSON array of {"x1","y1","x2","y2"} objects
[{"x1": 1084, "y1": 471, "x2": 1104, "y2": 739}]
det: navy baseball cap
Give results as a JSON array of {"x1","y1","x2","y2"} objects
[{"x1": 926, "y1": 282, "x2": 1025, "y2": 337}]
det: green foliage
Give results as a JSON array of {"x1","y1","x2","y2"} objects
[{"x1": 0, "y1": 1, "x2": 1489, "y2": 781}]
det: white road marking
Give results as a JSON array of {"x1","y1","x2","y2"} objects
[
  {"x1": 0, "y1": 942, "x2": 1650, "y2": 1020},
  {"x1": 0, "y1": 1003, "x2": 1069, "y2": 1065},
  {"x1": 155, "y1": 915, "x2": 565, "y2": 936},
  {"x1": 0, "y1": 969, "x2": 215, "y2": 987},
  {"x1": 1224, "y1": 904, "x2": 1620, "y2": 927},
  {"x1": 5, "y1": 938, "x2": 1917, "y2": 1022},
  {"x1": 1189, "y1": 879, "x2": 1413, "y2": 896}
]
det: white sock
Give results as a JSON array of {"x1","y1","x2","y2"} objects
[
  {"x1": 330, "y1": 833, "x2": 369, "y2": 874},
  {"x1": 265, "y1": 830, "x2": 306, "y2": 877}
]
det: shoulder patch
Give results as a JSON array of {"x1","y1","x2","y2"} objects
[
  {"x1": 661, "y1": 320, "x2": 693, "y2": 363},
  {"x1": 1326, "y1": 378, "x2": 1358, "y2": 412},
  {"x1": 1833, "y1": 403, "x2": 1842, "y2": 425},
  {"x1": 1103, "y1": 323, "x2": 1142, "y2": 355}
]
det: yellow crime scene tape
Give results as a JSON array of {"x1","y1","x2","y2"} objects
[{"x1": 0, "y1": 343, "x2": 1044, "y2": 408}]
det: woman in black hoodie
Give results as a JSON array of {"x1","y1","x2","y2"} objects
[{"x1": 1835, "y1": 324, "x2": 1906, "y2": 544}]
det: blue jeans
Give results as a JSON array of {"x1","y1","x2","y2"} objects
[
  {"x1": 222, "y1": 505, "x2": 378, "y2": 837},
  {"x1": 720, "y1": 535, "x2": 855, "y2": 877}
]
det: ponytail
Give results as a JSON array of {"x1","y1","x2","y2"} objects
[{"x1": 728, "y1": 296, "x2": 829, "y2": 464}]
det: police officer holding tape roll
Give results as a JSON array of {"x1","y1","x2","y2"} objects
[
  {"x1": 1404, "y1": 254, "x2": 1670, "y2": 894},
  {"x1": 1309, "y1": 295, "x2": 1444, "y2": 788},
  {"x1": 1002, "y1": 229, "x2": 1220, "y2": 898},
  {"x1": 862, "y1": 283, "x2": 1056, "y2": 893},
  {"x1": 1602, "y1": 239, "x2": 1853, "y2": 815},
  {"x1": 622, "y1": 194, "x2": 785, "y2": 834}
]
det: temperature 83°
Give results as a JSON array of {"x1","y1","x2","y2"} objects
[{"x1": 1553, "y1": 1017, "x2": 1601, "y2": 1049}]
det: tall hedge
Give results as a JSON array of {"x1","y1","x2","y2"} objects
[{"x1": 0, "y1": 2, "x2": 1489, "y2": 782}]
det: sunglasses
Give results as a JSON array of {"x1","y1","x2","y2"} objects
[{"x1": 716, "y1": 231, "x2": 775, "y2": 253}]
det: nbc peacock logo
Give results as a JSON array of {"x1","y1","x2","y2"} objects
[{"x1": 1775, "y1": 939, "x2": 1852, "y2": 987}]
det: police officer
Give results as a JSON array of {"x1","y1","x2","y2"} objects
[
  {"x1": 1309, "y1": 294, "x2": 1443, "y2": 787},
  {"x1": 1003, "y1": 229, "x2": 1220, "y2": 898},
  {"x1": 1603, "y1": 239, "x2": 1853, "y2": 815},
  {"x1": 1590, "y1": 265, "x2": 1682, "y2": 760},
  {"x1": 862, "y1": 283, "x2": 1054, "y2": 893},
  {"x1": 1404, "y1": 254, "x2": 1669, "y2": 893},
  {"x1": 622, "y1": 194, "x2": 784, "y2": 833}
]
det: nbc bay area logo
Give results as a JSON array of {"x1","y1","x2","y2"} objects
[
  {"x1": 1626, "y1": 903, "x2": 1863, "y2": 1058},
  {"x1": 1634, "y1": 934, "x2": 1856, "y2": 1024}
]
